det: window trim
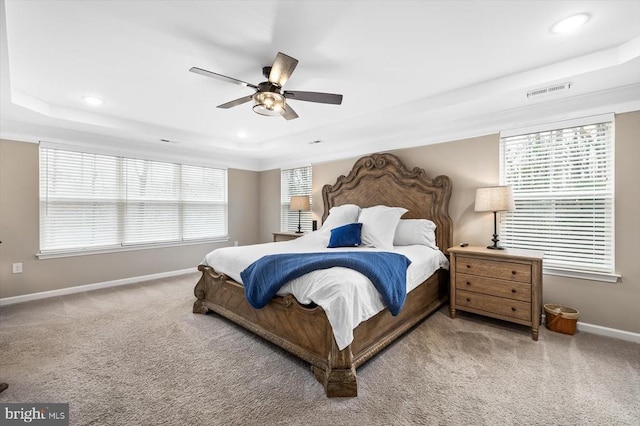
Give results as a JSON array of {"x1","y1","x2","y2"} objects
[
  {"x1": 35, "y1": 237, "x2": 229, "y2": 260},
  {"x1": 543, "y1": 267, "x2": 620, "y2": 283},
  {"x1": 38, "y1": 144, "x2": 228, "y2": 257},
  {"x1": 500, "y1": 113, "x2": 614, "y2": 139},
  {"x1": 500, "y1": 113, "x2": 618, "y2": 282}
]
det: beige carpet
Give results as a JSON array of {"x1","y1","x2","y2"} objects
[{"x1": 1, "y1": 273, "x2": 639, "y2": 425}]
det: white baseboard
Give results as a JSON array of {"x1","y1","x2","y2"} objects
[
  {"x1": 0, "y1": 268, "x2": 197, "y2": 306},
  {"x1": 576, "y1": 321, "x2": 640, "y2": 344},
  {"x1": 540, "y1": 313, "x2": 640, "y2": 344}
]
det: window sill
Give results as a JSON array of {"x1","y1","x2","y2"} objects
[
  {"x1": 543, "y1": 267, "x2": 620, "y2": 283},
  {"x1": 36, "y1": 237, "x2": 229, "y2": 260}
]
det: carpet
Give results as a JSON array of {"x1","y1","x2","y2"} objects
[{"x1": 1, "y1": 273, "x2": 638, "y2": 425}]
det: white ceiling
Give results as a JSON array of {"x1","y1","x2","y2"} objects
[{"x1": 1, "y1": 0, "x2": 639, "y2": 171}]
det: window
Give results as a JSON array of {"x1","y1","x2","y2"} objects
[
  {"x1": 39, "y1": 146, "x2": 227, "y2": 255},
  {"x1": 500, "y1": 114, "x2": 614, "y2": 276},
  {"x1": 281, "y1": 166, "x2": 312, "y2": 232}
]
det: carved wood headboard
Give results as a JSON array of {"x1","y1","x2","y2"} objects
[{"x1": 321, "y1": 153, "x2": 453, "y2": 253}]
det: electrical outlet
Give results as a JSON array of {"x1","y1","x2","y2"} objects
[{"x1": 12, "y1": 263, "x2": 23, "y2": 274}]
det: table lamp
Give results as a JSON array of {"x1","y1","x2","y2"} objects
[
  {"x1": 474, "y1": 186, "x2": 515, "y2": 250},
  {"x1": 290, "y1": 195, "x2": 310, "y2": 233}
]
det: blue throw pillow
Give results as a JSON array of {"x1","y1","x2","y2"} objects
[{"x1": 327, "y1": 223, "x2": 363, "y2": 248}]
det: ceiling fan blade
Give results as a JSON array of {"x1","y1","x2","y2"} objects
[
  {"x1": 190, "y1": 67, "x2": 258, "y2": 89},
  {"x1": 282, "y1": 103, "x2": 299, "y2": 120},
  {"x1": 217, "y1": 95, "x2": 254, "y2": 109},
  {"x1": 269, "y1": 52, "x2": 298, "y2": 87},
  {"x1": 283, "y1": 90, "x2": 343, "y2": 105}
]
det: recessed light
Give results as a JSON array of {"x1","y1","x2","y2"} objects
[
  {"x1": 551, "y1": 13, "x2": 590, "y2": 34},
  {"x1": 82, "y1": 96, "x2": 103, "y2": 106},
  {"x1": 237, "y1": 131, "x2": 248, "y2": 139}
]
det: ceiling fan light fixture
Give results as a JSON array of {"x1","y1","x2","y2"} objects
[
  {"x1": 252, "y1": 92, "x2": 285, "y2": 116},
  {"x1": 191, "y1": 51, "x2": 342, "y2": 120}
]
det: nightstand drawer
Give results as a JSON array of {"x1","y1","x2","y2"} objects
[
  {"x1": 456, "y1": 273, "x2": 531, "y2": 302},
  {"x1": 456, "y1": 256, "x2": 531, "y2": 283},
  {"x1": 456, "y1": 290, "x2": 531, "y2": 321}
]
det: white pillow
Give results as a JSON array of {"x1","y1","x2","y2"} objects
[
  {"x1": 319, "y1": 204, "x2": 361, "y2": 235},
  {"x1": 358, "y1": 206, "x2": 408, "y2": 250},
  {"x1": 393, "y1": 219, "x2": 438, "y2": 249}
]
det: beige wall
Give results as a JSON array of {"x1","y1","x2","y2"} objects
[
  {"x1": 306, "y1": 112, "x2": 640, "y2": 334},
  {"x1": 310, "y1": 134, "x2": 500, "y2": 245},
  {"x1": 258, "y1": 168, "x2": 281, "y2": 243},
  {"x1": 260, "y1": 140, "x2": 499, "y2": 241},
  {"x1": 3, "y1": 111, "x2": 639, "y2": 333},
  {"x1": 0, "y1": 139, "x2": 260, "y2": 298},
  {"x1": 311, "y1": 157, "x2": 355, "y2": 224}
]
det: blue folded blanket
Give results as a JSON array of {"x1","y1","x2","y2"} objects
[{"x1": 240, "y1": 251, "x2": 411, "y2": 316}]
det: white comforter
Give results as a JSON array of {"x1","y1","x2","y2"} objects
[{"x1": 202, "y1": 231, "x2": 449, "y2": 350}]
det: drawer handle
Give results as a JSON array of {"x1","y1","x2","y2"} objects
[
  {"x1": 511, "y1": 289, "x2": 517, "y2": 293},
  {"x1": 466, "y1": 265, "x2": 471, "y2": 268},
  {"x1": 466, "y1": 281, "x2": 471, "y2": 286},
  {"x1": 511, "y1": 307, "x2": 516, "y2": 311},
  {"x1": 466, "y1": 298, "x2": 471, "y2": 302},
  {"x1": 512, "y1": 271, "x2": 517, "y2": 275}
]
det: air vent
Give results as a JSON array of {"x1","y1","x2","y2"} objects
[
  {"x1": 160, "y1": 138, "x2": 180, "y2": 144},
  {"x1": 527, "y1": 82, "x2": 572, "y2": 99}
]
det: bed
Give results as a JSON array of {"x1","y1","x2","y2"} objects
[{"x1": 193, "y1": 152, "x2": 453, "y2": 397}]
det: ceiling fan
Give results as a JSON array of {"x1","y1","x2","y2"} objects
[{"x1": 190, "y1": 52, "x2": 343, "y2": 120}]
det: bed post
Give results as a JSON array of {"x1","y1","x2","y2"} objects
[
  {"x1": 193, "y1": 265, "x2": 211, "y2": 314},
  {"x1": 316, "y1": 328, "x2": 357, "y2": 397}
]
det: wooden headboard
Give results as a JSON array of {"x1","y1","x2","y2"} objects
[{"x1": 321, "y1": 153, "x2": 453, "y2": 253}]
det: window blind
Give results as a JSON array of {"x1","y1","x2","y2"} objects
[
  {"x1": 40, "y1": 147, "x2": 227, "y2": 254},
  {"x1": 123, "y1": 158, "x2": 181, "y2": 245},
  {"x1": 281, "y1": 166, "x2": 312, "y2": 232},
  {"x1": 499, "y1": 119, "x2": 614, "y2": 273}
]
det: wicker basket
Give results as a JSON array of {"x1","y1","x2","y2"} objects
[{"x1": 544, "y1": 304, "x2": 579, "y2": 335}]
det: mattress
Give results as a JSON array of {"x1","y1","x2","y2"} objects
[{"x1": 202, "y1": 231, "x2": 449, "y2": 349}]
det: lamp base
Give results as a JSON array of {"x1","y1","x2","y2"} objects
[
  {"x1": 296, "y1": 210, "x2": 303, "y2": 234},
  {"x1": 487, "y1": 228, "x2": 504, "y2": 250}
]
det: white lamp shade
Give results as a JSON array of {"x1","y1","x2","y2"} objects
[
  {"x1": 290, "y1": 195, "x2": 310, "y2": 211},
  {"x1": 474, "y1": 186, "x2": 515, "y2": 212}
]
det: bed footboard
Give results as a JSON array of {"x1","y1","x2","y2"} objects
[
  {"x1": 194, "y1": 265, "x2": 335, "y2": 376},
  {"x1": 193, "y1": 264, "x2": 447, "y2": 397}
]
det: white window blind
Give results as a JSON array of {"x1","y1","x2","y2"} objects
[
  {"x1": 124, "y1": 158, "x2": 181, "y2": 245},
  {"x1": 181, "y1": 164, "x2": 228, "y2": 241},
  {"x1": 281, "y1": 166, "x2": 312, "y2": 232},
  {"x1": 40, "y1": 147, "x2": 227, "y2": 254},
  {"x1": 499, "y1": 117, "x2": 614, "y2": 274}
]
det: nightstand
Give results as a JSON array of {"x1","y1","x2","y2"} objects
[
  {"x1": 272, "y1": 231, "x2": 305, "y2": 242},
  {"x1": 448, "y1": 246, "x2": 544, "y2": 340}
]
